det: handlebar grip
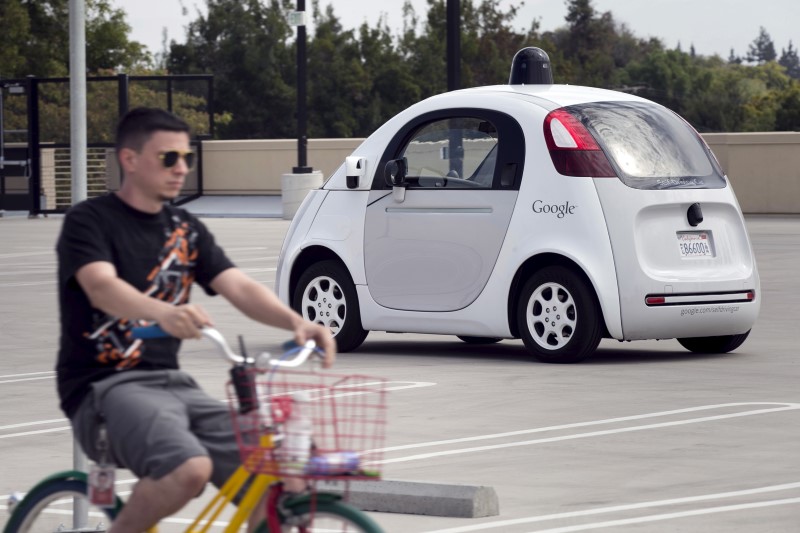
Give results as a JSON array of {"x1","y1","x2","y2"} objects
[
  {"x1": 281, "y1": 339, "x2": 321, "y2": 354},
  {"x1": 131, "y1": 325, "x2": 170, "y2": 339},
  {"x1": 281, "y1": 339, "x2": 301, "y2": 351}
]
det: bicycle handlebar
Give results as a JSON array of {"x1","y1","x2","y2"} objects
[{"x1": 130, "y1": 325, "x2": 322, "y2": 367}]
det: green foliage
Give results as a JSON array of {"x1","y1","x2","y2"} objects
[
  {"x1": 775, "y1": 84, "x2": 800, "y2": 131},
  {"x1": 0, "y1": 0, "x2": 214, "y2": 147},
  {"x1": 746, "y1": 26, "x2": 777, "y2": 64},
  {"x1": 86, "y1": 1, "x2": 152, "y2": 71},
  {"x1": 168, "y1": 0, "x2": 296, "y2": 139},
  {"x1": 0, "y1": 0, "x2": 151, "y2": 78},
  {"x1": 779, "y1": 42, "x2": 800, "y2": 79},
  {"x1": 0, "y1": 0, "x2": 30, "y2": 78},
  {"x1": 9, "y1": 0, "x2": 800, "y2": 137}
]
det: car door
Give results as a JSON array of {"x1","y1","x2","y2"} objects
[{"x1": 363, "y1": 110, "x2": 525, "y2": 312}]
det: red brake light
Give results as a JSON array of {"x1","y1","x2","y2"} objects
[{"x1": 544, "y1": 109, "x2": 617, "y2": 177}]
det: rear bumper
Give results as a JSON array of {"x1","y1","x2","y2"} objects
[
  {"x1": 620, "y1": 294, "x2": 759, "y2": 340},
  {"x1": 644, "y1": 290, "x2": 755, "y2": 307}
]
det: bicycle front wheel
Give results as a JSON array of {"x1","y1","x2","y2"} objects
[
  {"x1": 258, "y1": 497, "x2": 383, "y2": 533},
  {"x1": 5, "y1": 479, "x2": 117, "y2": 533}
]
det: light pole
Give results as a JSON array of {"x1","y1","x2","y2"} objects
[
  {"x1": 447, "y1": 0, "x2": 460, "y2": 91},
  {"x1": 293, "y1": 0, "x2": 311, "y2": 173},
  {"x1": 446, "y1": 0, "x2": 462, "y2": 178},
  {"x1": 281, "y1": 2, "x2": 322, "y2": 220}
]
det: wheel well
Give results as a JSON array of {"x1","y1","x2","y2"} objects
[
  {"x1": 506, "y1": 253, "x2": 608, "y2": 338},
  {"x1": 289, "y1": 246, "x2": 346, "y2": 304}
]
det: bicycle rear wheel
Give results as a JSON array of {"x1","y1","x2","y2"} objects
[
  {"x1": 257, "y1": 497, "x2": 383, "y2": 533},
  {"x1": 5, "y1": 479, "x2": 117, "y2": 533}
]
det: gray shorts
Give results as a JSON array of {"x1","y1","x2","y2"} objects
[{"x1": 70, "y1": 369, "x2": 241, "y2": 488}]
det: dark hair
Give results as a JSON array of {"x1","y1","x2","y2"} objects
[{"x1": 115, "y1": 107, "x2": 190, "y2": 154}]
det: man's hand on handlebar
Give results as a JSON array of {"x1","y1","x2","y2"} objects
[
  {"x1": 294, "y1": 322, "x2": 336, "y2": 368},
  {"x1": 154, "y1": 304, "x2": 213, "y2": 340}
]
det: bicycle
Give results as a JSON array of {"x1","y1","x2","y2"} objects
[{"x1": 4, "y1": 327, "x2": 388, "y2": 533}]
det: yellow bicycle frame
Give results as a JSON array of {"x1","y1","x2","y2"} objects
[{"x1": 147, "y1": 434, "x2": 280, "y2": 533}]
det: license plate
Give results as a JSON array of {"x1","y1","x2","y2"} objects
[{"x1": 677, "y1": 231, "x2": 713, "y2": 258}]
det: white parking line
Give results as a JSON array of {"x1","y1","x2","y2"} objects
[
  {"x1": 0, "y1": 419, "x2": 65, "y2": 431},
  {"x1": 222, "y1": 247, "x2": 270, "y2": 252},
  {"x1": 0, "y1": 280, "x2": 56, "y2": 287},
  {"x1": 0, "y1": 370, "x2": 56, "y2": 385},
  {"x1": 375, "y1": 402, "x2": 800, "y2": 464},
  {"x1": 0, "y1": 371, "x2": 55, "y2": 379},
  {"x1": 0, "y1": 375, "x2": 55, "y2": 384},
  {"x1": 0, "y1": 504, "x2": 228, "y2": 527},
  {"x1": 520, "y1": 499, "x2": 800, "y2": 533},
  {"x1": 0, "y1": 427, "x2": 71, "y2": 439},
  {"x1": 0, "y1": 251, "x2": 54, "y2": 259},
  {"x1": 420, "y1": 481, "x2": 800, "y2": 532},
  {"x1": 0, "y1": 381, "x2": 437, "y2": 440},
  {"x1": 0, "y1": 269, "x2": 56, "y2": 276}
]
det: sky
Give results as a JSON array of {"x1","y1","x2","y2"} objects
[{"x1": 117, "y1": 0, "x2": 799, "y2": 62}]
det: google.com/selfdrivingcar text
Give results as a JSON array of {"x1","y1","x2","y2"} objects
[{"x1": 681, "y1": 306, "x2": 740, "y2": 317}]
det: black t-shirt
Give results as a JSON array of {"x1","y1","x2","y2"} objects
[{"x1": 56, "y1": 194, "x2": 234, "y2": 417}]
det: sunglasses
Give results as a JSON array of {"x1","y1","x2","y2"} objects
[{"x1": 158, "y1": 150, "x2": 196, "y2": 170}]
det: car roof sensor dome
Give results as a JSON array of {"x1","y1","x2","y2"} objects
[{"x1": 509, "y1": 47, "x2": 553, "y2": 85}]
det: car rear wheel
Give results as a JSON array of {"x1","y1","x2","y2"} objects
[
  {"x1": 517, "y1": 266, "x2": 603, "y2": 363},
  {"x1": 457, "y1": 336, "x2": 502, "y2": 345},
  {"x1": 677, "y1": 330, "x2": 751, "y2": 354},
  {"x1": 293, "y1": 260, "x2": 368, "y2": 352}
]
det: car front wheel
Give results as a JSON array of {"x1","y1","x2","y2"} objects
[
  {"x1": 677, "y1": 330, "x2": 751, "y2": 354},
  {"x1": 517, "y1": 266, "x2": 603, "y2": 363},
  {"x1": 293, "y1": 260, "x2": 368, "y2": 352}
]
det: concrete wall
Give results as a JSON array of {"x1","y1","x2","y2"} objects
[
  {"x1": 201, "y1": 138, "x2": 364, "y2": 194},
  {"x1": 97, "y1": 132, "x2": 800, "y2": 214},
  {"x1": 703, "y1": 132, "x2": 800, "y2": 214}
]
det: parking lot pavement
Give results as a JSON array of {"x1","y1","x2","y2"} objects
[{"x1": 1, "y1": 214, "x2": 798, "y2": 532}]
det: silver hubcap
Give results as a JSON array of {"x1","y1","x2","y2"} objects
[
  {"x1": 526, "y1": 281, "x2": 577, "y2": 350},
  {"x1": 301, "y1": 275, "x2": 346, "y2": 335}
]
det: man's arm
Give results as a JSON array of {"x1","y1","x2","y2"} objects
[
  {"x1": 75, "y1": 261, "x2": 211, "y2": 339},
  {"x1": 210, "y1": 268, "x2": 336, "y2": 366}
]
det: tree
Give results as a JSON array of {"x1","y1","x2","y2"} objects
[
  {"x1": 779, "y1": 42, "x2": 800, "y2": 79},
  {"x1": 0, "y1": 0, "x2": 30, "y2": 77},
  {"x1": 746, "y1": 26, "x2": 777, "y2": 64},
  {"x1": 307, "y1": 4, "x2": 369, "y2": 137},
  {"x1": 557, "y1": 0, "x2": 620, "y2": 86},
  {"x1": 775, "y1": 82, "x2": 800, "y2": 130},
  {"x1": 728, "y1": 48, "x2": 743, "y2": 64},
  {"x1": 86, "y1": 1, "x2": 151, "y2": 71},
  {"x1": 0, "y1": 0, "x2": 150, "y2": 78},
  {"x1": 355, "y1": 17, "x2": 421, "y2": 134},
  {"x1": 160, "y1": 0, "x2": 793, "y2": 137},
  {"x1": 168, "y1": 0, "x2": 296, "y2": 139}
]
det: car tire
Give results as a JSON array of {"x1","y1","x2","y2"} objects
[
  {"x1": 516, "y1": 266, "x2": 603, "y2": 364},
  {"x1": 677, "y1": 330, "x2": 751, "y2": 354},
  {"x1": 457, "y1": 336, "x2": 502, "y2": 345},
  {"x1": 293, "y1": 260, "x2": 368, "y2": 352}
]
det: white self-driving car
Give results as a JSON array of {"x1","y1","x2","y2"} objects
[{"x1": 275, "y1": 48, "x2": 759, "y2": 363}]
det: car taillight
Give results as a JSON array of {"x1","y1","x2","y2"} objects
[{"x1": 543, "y1": 109, "x2": 617, "y2": 177}]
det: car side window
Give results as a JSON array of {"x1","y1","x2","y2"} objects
[{"x1": 401, "y1": 118, "x2": 498, "y2": 189}]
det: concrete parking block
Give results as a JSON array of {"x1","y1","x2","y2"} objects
[{"x1": 321, "y1": 479, "x2": 500, "y2": 517}]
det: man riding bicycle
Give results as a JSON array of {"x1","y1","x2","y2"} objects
[{"x1": 55, "y1": 107, "x2": 335, "y2": 533}]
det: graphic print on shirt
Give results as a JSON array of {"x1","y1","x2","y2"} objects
[{"x1": 86, "y1": 217, "x2": 199, "y2": 370}]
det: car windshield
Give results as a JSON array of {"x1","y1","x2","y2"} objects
[{"x1": 568, "y1": 101, "x2": 726, "y2": 190}]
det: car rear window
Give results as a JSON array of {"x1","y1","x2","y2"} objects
[{"x1": 567, "y1": 101, "x2": 727, "y2": 190}]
